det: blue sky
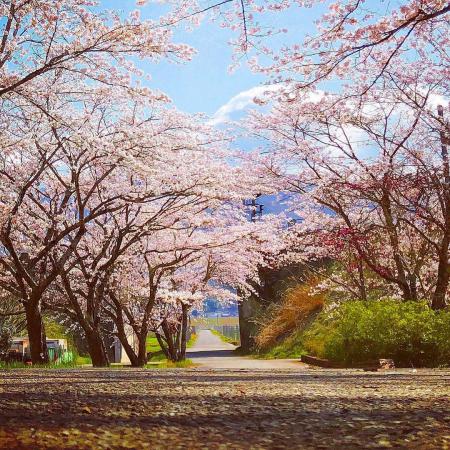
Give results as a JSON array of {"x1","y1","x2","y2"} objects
[
  {"x1": 107, "y1": 0, "x2": 326, "y2": 119},
  {"x1": 105, "y1": 1, "x2": 327, "y2": 217}
]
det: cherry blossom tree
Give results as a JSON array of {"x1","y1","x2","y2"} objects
[
  {"x1": 35, "y1": 102, "x2": 265, "y2": 366},
  {"x1": 212, "y1": 0, "x2": 449, "y2": 93},
  {"x1": 246, "y1": 76, "x2": 449, "y2": 308},
  {"x1": 220, "y1": 0, "x2": 449, "y2": 309},
  {"x1": 1, "y1": 87, "x2": 239, "y2": 363},
  {"x1": 102, "y1": 204, "x2": 276, "y2": 365},
  {"x1": 0, "y1": 0, "x2": 206, "y2": 364},
  {"x1": 0, "y1": 0, "x2": 195, "y2": 100}
]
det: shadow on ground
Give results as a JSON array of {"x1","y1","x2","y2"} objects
[{"x1": 0, "y1": 369, "x2": 449, "y2": 449}]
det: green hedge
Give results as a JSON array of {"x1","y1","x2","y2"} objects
[{"x1": 303, "y1": 301, "x2": 450, "y2": 367}]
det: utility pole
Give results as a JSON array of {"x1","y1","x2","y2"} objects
[
  {"x1": 437, "y1": 104, "x2": 450, "y2": 186},
  {"x1": 238, "y1": 194, "x2": 264, "y2": 351}
]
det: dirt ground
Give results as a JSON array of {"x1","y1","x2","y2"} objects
[{"x1": 0, "y1": 368, "x2": 449, "y2": 449}]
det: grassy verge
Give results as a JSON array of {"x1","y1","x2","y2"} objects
[
  {"x1": 252, "y1": 299, "x2": 450, "y2": 367},
  {"x1": 210, "y1": 329, "x2": 238, "y2": 345},
  {"x1": 0, "y1": 359, "x2": 196, "y2": 370},
  {"x1": 0, "y1": 333, "x2": 199, "y2": 370},
  {"x1": 146, "y1": 332, "x2": 198, "y2": 363},
  {"x1": 75, "y1": 355, "x2": 92, "y2": 365},
  {"x1": 145, "y1": 359, "x2": 196, "y2": 369},
  {"x1": 0, "y1": 360, "x2": 83, "y2": 369},
  {"x1": 253, "y1": 329, "x2": 306, "y2": 359},
  {"x1": 187, "y1": 332, "x2": 198, "y2": 348}
]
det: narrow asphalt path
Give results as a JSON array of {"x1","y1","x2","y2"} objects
[{"x1": 187, "y1": 329, "x2": 304, "y2": 369}]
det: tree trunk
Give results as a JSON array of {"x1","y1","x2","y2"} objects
[
  {"x1": 155, "y1": 333, "x2": 170, "y2": 359},
  {"x1": 432, "y1": 193, "x2": 449, "y2": 309},
  {"x1": 178, "y1": 304, "x2": 189, "y2": 361},
  {"x1": 238, "y1": 296, "x2": 259, "y2": 353},
  {"x1": 433, "y1": 107, "x2": 450, "y2": 309},
  {"x1": 119, "y1": 329, "x2": 148, "y2": 367},
  {"x1": 85, "y1": 328, "x2": 109, "y2": 367},
  {"x1": 25, "y1": 301, "x2": 49, "y2": 364},
  {"x1": 136, "y1": 328, "x2": 148, "y2": 367},
  {"x1": 161, "y1": 320, "x2": 178, "y2": 361},
  {"x1": 380, "y1": 190, "x2": 416, "y2": 301},
  {"x1": 432, "y1": 250, "x2": 449, "y2": 310},
  {"x1": 116, "y1": 328, "x2": 139, "y2": 367},
  {"x1": 112, "y1": 304, "x2": 140, "y2": 366}
]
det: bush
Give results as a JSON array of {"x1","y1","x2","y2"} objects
[{"x1": 303, "y1": 300, "x2": 450, "y2": 367}]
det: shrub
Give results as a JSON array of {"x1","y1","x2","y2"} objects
[{"x1": 303, "y1": 300, "x2": 450, "y2": 367}]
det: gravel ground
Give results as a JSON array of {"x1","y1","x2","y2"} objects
[{"x1": 0, "y1": 368, "x2": 449, "y2": 450}]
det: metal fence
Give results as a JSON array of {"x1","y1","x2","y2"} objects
[
  {"x1": 211, "y1": 325, "x2": 240, "y2": 344},
  {"x1": 191, "y1": 316, "x2": 240, "y2": 344}
]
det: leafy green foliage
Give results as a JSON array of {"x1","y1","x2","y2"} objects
[
  {"x1": 0, "y1": 325, "x2": 13, "y2": 354},
  {"x1": 303, "y1": 301, "x2": 450, "y2": 367}
]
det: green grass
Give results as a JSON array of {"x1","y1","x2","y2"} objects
[
  {"x1": 210, "y1": 329, "x2": 238, "y2": 345},
  {"x1": 146, "y1": 334, "x2": 167, "y2": 361},
  {"x1": 146, "y1": 332, "x2": 198, "y2": 363},
  {"x1": 0, "y1": 332, "x2": 199, "y2": 370},
  {"x1": 75, "y1": 355, "x2": 92, "y2": 365},
  {"x1": 253, "y1": 329, "x2": 306, "y2": 359},
  {"x1": 0, "y1": 360, "x2": 82, "y2": 369},
  {"x1": 187, "y1": 332, "x2": 197, "y2": 348},
  {"x1": 147, "y1": 332, "x2": 197, "y2": 351},
  {"x1": 146, "y1": 335, "x2": 162, "y2": 353},
  {"x1": 0, "y1": 359, "x2": 196, "y2": 370},
  {"x1": 145, "y1": 359, "x2": 195, "y2": 369}
]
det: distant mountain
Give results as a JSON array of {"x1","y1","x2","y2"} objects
[{"x1": 192, "y1": 298, "x2": 239, "y2": 317}]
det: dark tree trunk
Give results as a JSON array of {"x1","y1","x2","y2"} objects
[
  {"x1": 433, "y1": 112, "x2": 450, "y2": 310},
  {"x1": 85, "y1": 328, "x2": 109, "y2": 367},
  {"x1": 179, "y1": 304, "x2": 189, "y2": 361},
  {"x1": 431, "y1": 204, "x2": 449, "y2": 309},
  {"x1": 432, "y1": 250, "x2": 449, "y2": 310},
  {"x1": 112, "y1": 304, "x2": 139, "y2": 366},
  {"x1": 117, "y1": 331, "x2": 148, "y2": 368},
  {"x1": 238, "y1": 296, "x2": 259, "y2": 353},
  {"x1": 155, "y1": 333, "x2": 170, "y2": 359},
  {"x1": 136, "y1": 327, "x2": 148, "y2": 367},
  {"x1": 116, "y1": 328, "x2": 139, "y2": 367},
  {"x1": 25, "y1": 301, "x2": 49, "y2": 364},
  {"x1": 158, "y1": 306, "x2": 190, "y2": 362},
  {"x1": 107, "y1": 291, "x2": 153, "y2": 367},
  {"x1": 161, "y1": 320, "x2": 177, "y2": 361}
]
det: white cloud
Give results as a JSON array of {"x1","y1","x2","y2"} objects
[{"x1": 209, "y1": 85, "x2": 281, "y2": 126}]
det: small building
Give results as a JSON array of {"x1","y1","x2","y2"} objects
[
  {"x1": 111, "y1": 325, "x2": 139, "y2": 364},
  {"x1": 9, "y1": 337, "x2": 70, "y2": 363}
]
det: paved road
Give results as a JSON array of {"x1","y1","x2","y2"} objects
[{"x1": 187, "y1": 329, "x2": 304, "y2": 369}]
